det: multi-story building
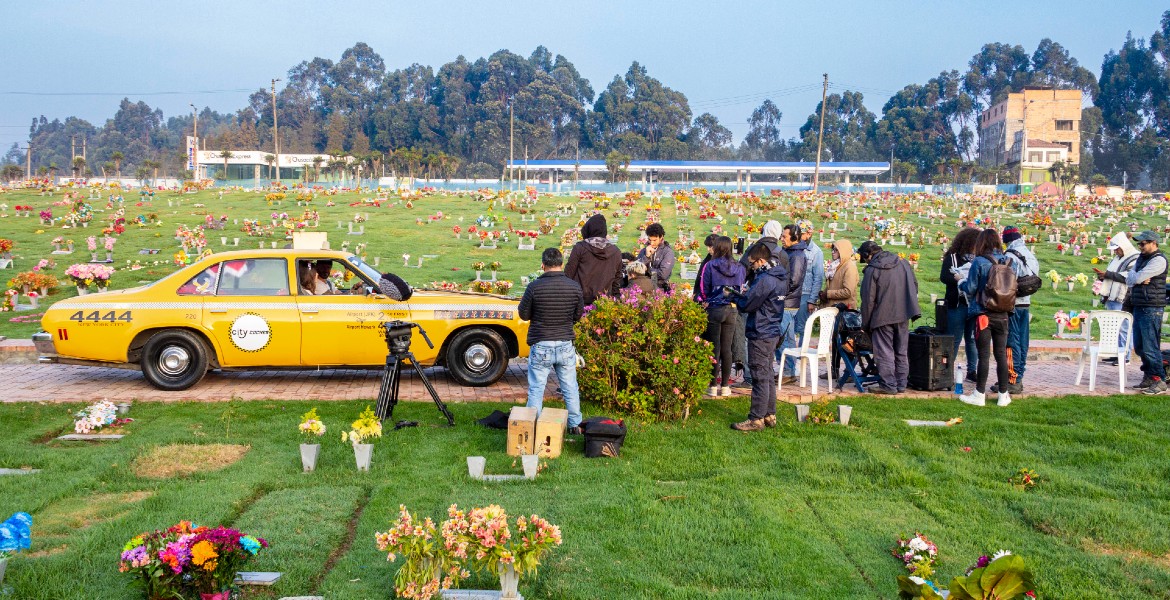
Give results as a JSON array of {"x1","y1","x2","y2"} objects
[{"x1": 977, "y1": 87, "x2": 1083, "y2": 184}]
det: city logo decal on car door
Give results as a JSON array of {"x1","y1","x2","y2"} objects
[{"x1": 229, "y1": 313, "x2": 272, "y2": 352}]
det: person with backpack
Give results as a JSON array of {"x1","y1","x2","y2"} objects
[
  {"x1": 1125, "y1": 231, "x2": 1168, "y2": 394},
  {"x1": 940, "y1": 228, "x2": 981, "y2": 384},
  {"x1": 957, "y1": 229, "x2": 1015, "y2": 407},
  {"x1": 994, "y1": 226, "x2": 1040, "y2": 395}
]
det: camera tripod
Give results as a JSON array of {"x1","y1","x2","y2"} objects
[{"x1": 374, "y1": 321, "x2": 455, "y2": 426}]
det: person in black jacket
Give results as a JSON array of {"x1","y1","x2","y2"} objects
[
  {"x1": 565, "y1": 213, "x2": 623, "y2": 305},
  {"x1": 518, "y1": 248, "x2": 585, "y2": 430},
  {"x1": 940, "y1": 227, "x2": 980, "y2": 383},
  {"x1": 859, "y1": 240, "x2": 921, "y2": 395}
]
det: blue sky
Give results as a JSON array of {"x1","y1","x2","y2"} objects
[{"x1": 0, "y1": 0, "x2": 1165, "y2": 154}]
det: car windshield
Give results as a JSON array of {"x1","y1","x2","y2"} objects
[{"x1": 348, "y1": 255, "x2": 382, "y2": 285}]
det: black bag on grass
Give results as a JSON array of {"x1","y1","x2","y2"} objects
[{"x1": 581, "y1": 417, "x2": 626, "y2": 458}]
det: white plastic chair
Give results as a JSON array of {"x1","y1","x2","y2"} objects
[
  {"x1": 779, "y1": 307, "x2": 839, "y2": 395},
  {"x1": 1074, "y1": 310, "x2": 1133, "y2": 392}
]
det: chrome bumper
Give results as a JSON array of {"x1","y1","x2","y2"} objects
[{"x1": 32, "y1": 331, "x2": 58, "y2": 363}]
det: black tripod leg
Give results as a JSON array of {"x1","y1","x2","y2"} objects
[
  {"x1": 375, "y1": 356, "x2": 401, "y2": 421},
  {"x1": 407, "y1": 354, "x2": 455, "y2": 426}
]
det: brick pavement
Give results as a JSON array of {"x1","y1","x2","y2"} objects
[{"x1": 0, "y1": 352, "x2": 1152, "y2": 404}]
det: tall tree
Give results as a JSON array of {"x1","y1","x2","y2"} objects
[
  {"x1": 797, "y1": 90, "x2": 879, "y2": 162},
  {"x1": 742, "y1": 100, "x2": 785, "y2": 161}
]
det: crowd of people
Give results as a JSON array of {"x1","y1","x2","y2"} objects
[{"x1": 516, "y1": 211, "x2": 1169, "y2": 433}]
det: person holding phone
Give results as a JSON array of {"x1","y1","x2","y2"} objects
[{"x1": 637, "y1": 223, "x2": 675, "y2": 290}]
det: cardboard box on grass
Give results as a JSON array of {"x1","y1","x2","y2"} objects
[
  {"x1": 535, "y1": 408, "x2": 568, "y2": 458},
  {"x1": 507, "y1": 406, "x2": 538, "y2": 456}
]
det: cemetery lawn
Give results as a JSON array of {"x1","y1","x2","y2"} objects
[
  {"x1": 1, "y1": 395, "x2": 1168, "y2": 599},
  {"x1": 0, "y1": 187, "x2": 1157, "y2": 341}
]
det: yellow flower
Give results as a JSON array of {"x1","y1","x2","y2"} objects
[{"x1": 191, "y1": 540, "x2": 218, "y2": 570}]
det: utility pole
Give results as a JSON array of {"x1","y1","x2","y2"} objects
[
  {"x1": 24, "y1": 143, "x2": 31, "y2": 180},
  {"x1": 271, "y1": 78, "x2": 281, "y2": 182},
  {"x1": 813, "y1": 73, "x2": 828, "y2": 193},
  {"x1": 71, "y1": 136, "x2": 76, "y2": 162},
  {"x1": 509, "y1": 102, "x2": 515, "y2": 191}
]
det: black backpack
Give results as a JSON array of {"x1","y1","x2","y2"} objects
[
  {"x1": 981, "y1": 257, "x2": 1018, "y2": 313},
  {"x1": 1007, "y1": 249, "x2": 1042, "y2": 297}
]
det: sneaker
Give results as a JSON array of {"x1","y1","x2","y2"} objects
[
  {"x1": 1008, "y1": 382, "x2": 1024, "y2": 394},
  {"x1": 780, "y1": 375, "x2": 798, "y2": 385},
  {"x1": 731, "y1": 418, "x2": 766, "y2": 432},
  {"x1": 731, "y1": 380, "x2": 753, "y2": 390},
  {"x1": 1143, "y1": 379, "x2": 1167, "y2": 395},
  {"x1": 959, "y1": 391, "x2": 986, "y2": 406},
  {"x1": 706, "y1": 386, "x2": 720, "y2": 397},
  {"x1": 997, "y1": 392, "x2": 1012, "y2": 407},
  {"x1": 568, "y1": 426, "x2": 583, "y2": 435},
  {"x1": 870, "y1": 386, "x2": 900, "y2": 395},
  {"x1": 763, "y1": 415, "x2": 777, "y2": 428},
  {"x1": 1133, "y1": 377, "x2": 1154, "y2": 390},
  {"x1": 965, "y1": 372, "x2": 978, "y2": 383},
  {"x1": 720, "y1": 386, "x2": 733, "y2": 397}
]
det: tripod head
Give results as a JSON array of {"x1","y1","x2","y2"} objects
[{"x1": 382, "y1": 320, "x2": 434, "y2": 355}]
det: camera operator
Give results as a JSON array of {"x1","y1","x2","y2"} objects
[
  {"x1": 729, "y1": 243, "x2": 789, "y2": 432},
  {"x1": 519, "y1": 248, "x2": 585, "y2": 432}
]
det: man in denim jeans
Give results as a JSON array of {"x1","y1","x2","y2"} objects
[
  {"x1": 519, "y1": 248, "x2": 585, "y2": 430},
  {"x1": 1125, "y1": 231, "x2": 1168, "y2": 394}
]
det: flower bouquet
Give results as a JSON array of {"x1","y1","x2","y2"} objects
[
  {"x1": 375, "y1": 505, "x2": 470, "y2": 600},
  {"x1": 74, "y1": 400, "x2": 131, "y2": 434},
  {"x1": 120, "y1": 521, "x2": 268, "y2": 600},
  {"x1": 442, "y1": 504, "x2": 563, "y2": 599},
  {"x1": 298, "y1": 407, "x2": 327, "y2": 472},
  {"x1": 341, "y1": 406, "x2": 382, "y2": 471},
  {"x1": 1008, "y1": 468, "x2": 1039, "y2": 491},
  {"x1": 897, "y1": 550, "x2": 1034, "y2": 599},
  {"x1": 892, "y1": 532, "x2": 938, "y2": 578},
  {"x1": 494, "y1": 280, "x2": 514, "y2": 295}
]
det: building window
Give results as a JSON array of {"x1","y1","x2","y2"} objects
[
  {"x1": 1046, "y1": 152, "x2": 1061, "y2": 162},
  {"x1": 1028, "y1": 152, "x2": 1043, "y2": 163},
  {"x1": 1055, "y1": 120, "x2": 1073, "y2": 131}
]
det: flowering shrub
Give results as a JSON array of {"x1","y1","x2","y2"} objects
[
  {"x1": 574, "y1": 288, "x2": 712, "y2": 421},
  {"x1": 442, "y1": 504, "x2": 562, "y2": 577},
  {"x1": 299, "y1": 407, "x2": 326, "y2": 439},
  {"x1": 341, "y1": 405, "x2": 382, "y2": 445}
]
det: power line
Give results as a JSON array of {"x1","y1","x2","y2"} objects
[
  {"x1": 0, "y1": 88, "x2": 256, "y2": 97},
  {"x1": 689, "y1": 83, "x2": 824, "y2": 109}
]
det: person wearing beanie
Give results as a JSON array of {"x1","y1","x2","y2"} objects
[
  {"x1": 993, "y1": 225, "x2": 1039, "y2": 395},
  {"x1": 565, "y1": 213, "x2": 623, "y2": 305},
  {"x1": 858, "y1": 240, "x2": 920, "y2": 395}
]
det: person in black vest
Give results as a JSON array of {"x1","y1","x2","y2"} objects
[
  {"x1": 1126, "y1": 231, "x2": 1168, "y2": 394},
  {"x1": 519, "y1": 248, "x2": 586, "y2": 431}
]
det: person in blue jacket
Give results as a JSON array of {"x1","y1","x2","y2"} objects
[
  {"x1": 957, "y1": 228, "x2": 1012, "y2": 407},
  {"x1": 729, "y1": 242, "x2": 789, "y2": 432},
  {"x1": 696, "y1": 236, "x2": 747, "y2": 397}
]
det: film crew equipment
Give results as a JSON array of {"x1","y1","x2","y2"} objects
[{"x1": 374, "y1": 320, "x2": 455, "y2": 426}]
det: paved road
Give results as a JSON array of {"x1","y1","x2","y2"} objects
[{"x1": 0, "y1": 355, "x2": 1148, "y2": 404}]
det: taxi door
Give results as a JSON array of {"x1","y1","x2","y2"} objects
[
  {"x1": 202, "y1": 257, "x2": 301, "y2": 367},
  {"x1": 296, "y1": 268, "x2": 411, "y2": 367}
]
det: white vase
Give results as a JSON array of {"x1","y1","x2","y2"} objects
[
  {"x1": 106, "y1": 251, "x2": 113, "y2": 261},
  {"x1": 300, "y1": 443, "x2": 320, "y2": 472},
  {"x1": 353, "y1": 443, "x2": 373, "y2": 471},
  {"x1": 76, "y1": 285, "x2": 89, "y2": 296},
  {"x1": 498, "y1": 562, "x2": 520, "y2": 600},
  {"x1": 1067, "y1": 282, "x2": 1075, "y2": 292},
  {"x1": 837, "y1": 405, "x2": 852, "y2": 426},
  {"x1": 0, "y1": 556, "x2": 7, "y2": 586},
  {"x1": 521, "y1": 454, "x2": 538, "y2": 479},
  {"x1": 467, "y1": 456, "x2": 486, "y2": 479}
]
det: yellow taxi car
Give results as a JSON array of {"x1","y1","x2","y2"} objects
[{"x1": 33, "y1": 248, "x2": 530, "y2": 390}]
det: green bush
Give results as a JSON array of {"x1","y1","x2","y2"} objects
[{"x1": 575, "y1": 288, "x2": 713, "y2": 421}]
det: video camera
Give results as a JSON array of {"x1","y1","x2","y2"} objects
[{"x1": 382, "y1": 320, "x2": 434, "y2": 355}]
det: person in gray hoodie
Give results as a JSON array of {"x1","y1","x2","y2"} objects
[
  {"x1": 994, "y1": 226, "x2": 1040, "y2": 394},
  {"x1": 858, "y1": 240, "x2": 921, "y2": 394},
  {"x1": 1094, "y1": 232, "x2": 1139, "y2": 363},
  {"x1": 732, "y1": 220, "x2": 788, "y2": 390},
  {"x1": 565, "y1": 213, "x2": 623, "y2": 305}
]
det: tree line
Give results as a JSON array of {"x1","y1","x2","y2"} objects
[{"x1": 3, "y1": 11, "x2": 1169, "y2": 188}]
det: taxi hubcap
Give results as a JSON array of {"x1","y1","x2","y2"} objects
[
  {"x1": 464, "y1": 343, "x2": 492, "y2": 373},
  {"x1": 158, "y1": 346, "x2": 190, "y2": 376}
]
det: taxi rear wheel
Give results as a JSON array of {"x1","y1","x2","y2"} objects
[
  {"x1": 445, "y1": 328, "x2": 508, "y2": 387},
  {"x1": 141, "y1": 330, "x2": 209, "y2": 391}
]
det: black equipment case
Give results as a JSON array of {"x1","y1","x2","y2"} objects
[
  {"x1": 581, "y1": 417, "x2": 627, "y2": 458},
  {"x1": 908, "y1": 330, "x2": 954, "y2": 391}
]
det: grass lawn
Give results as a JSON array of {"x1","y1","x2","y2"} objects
[
  {"x1": 0, "y1": 186, "x2": 1160, "y2": 342},
  {"x1": 1, "y1": 395, "x2": 1168, "y2": 599}
]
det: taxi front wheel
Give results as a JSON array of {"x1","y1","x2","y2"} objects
[
  {"x1": 141, "y1": 330, "x2": 210, "y2": 391},
  {"x1": 445, "y1": 328, "x2": 508, "y2": 387}
]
